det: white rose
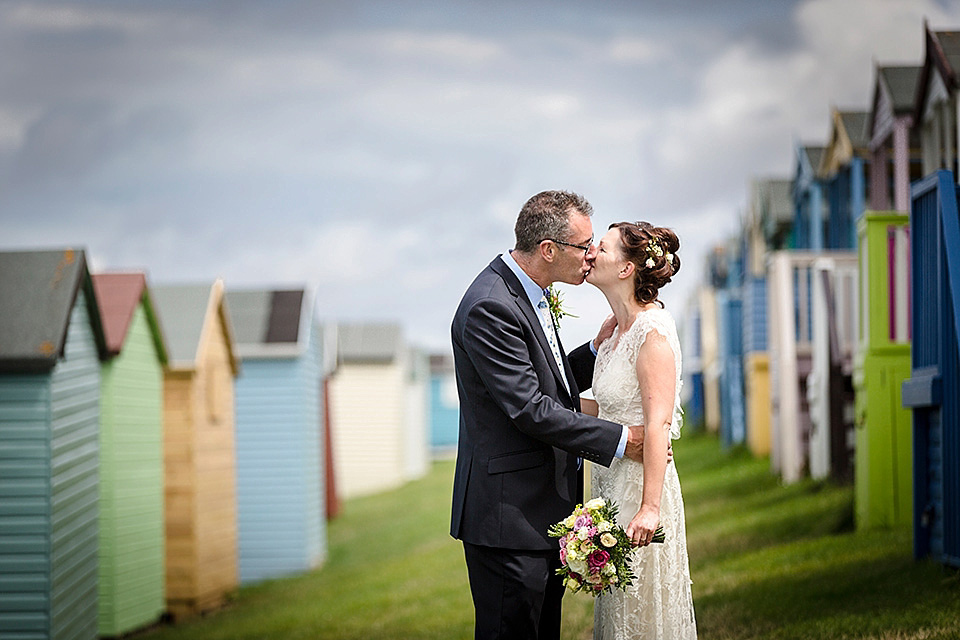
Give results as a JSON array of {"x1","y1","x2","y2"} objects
[
  {"x1": 584, "y1": 498, "x2": 605, "y2": 510},
  {"x1": 597, "y1": 521, "x2": 613, "y2": 532},
  {"x1": 567, "y1": 556, "x2": 588, "y2": 576},
  {"x1": 600, "y1": 533, "x2": 618, "y2": 548},
  {"x1": 577, "y1": 527, "x2": 589, "y2": 540},
  {"x1": 563, "y1": 515, "x2": 576, "y2": 528}
]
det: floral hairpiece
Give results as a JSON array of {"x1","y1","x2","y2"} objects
[{"x1": 644, "y1": 239, "x2": 674, "y2": 269}]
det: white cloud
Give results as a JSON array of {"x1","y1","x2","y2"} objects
[{"x1": 606, "y1": 36, "x2": 661, "y2": 63}]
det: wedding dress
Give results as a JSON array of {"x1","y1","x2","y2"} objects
[{"x1": 591, "y1": 307, "x2": 697, "y2": 640}]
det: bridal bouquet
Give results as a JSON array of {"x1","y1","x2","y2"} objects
[{"x1": 548, "y1": 498, "x2": 664, "y2": 596}]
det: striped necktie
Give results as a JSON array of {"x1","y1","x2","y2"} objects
[{"x1": 538, "y1": 294, "x2": 568, "y2": 392}]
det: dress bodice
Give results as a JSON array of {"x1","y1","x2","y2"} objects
[{"x1": 592, "y1": 307, "x2": 684, "y2": 440}]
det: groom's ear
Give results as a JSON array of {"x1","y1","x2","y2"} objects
[{"x1": 538, "y1": 240, "x2": 556, "y2": 263}]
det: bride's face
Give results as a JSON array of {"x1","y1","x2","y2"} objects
[{"x1": 586, "y1": 228, "x2": 627, "y2": 289}]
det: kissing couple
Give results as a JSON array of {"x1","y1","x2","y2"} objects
[{"x1": 450, "y1": 191, "x2": 696, "y2": 639}]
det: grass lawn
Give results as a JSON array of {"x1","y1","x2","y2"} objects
[{"x1": 140, "y1": 433, "x2": 959, "y2": 639}]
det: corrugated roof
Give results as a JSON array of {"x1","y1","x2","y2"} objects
[
  {"x1": 881, "y1": 66, "x2": 922, "y2": 112},
  {"x1": 0, "y1": 248, "x2": 106, "y2": 372},
  {"x1": 151, "y1": 282, "x2": 220, "y2": 368},
  {"x1": 337, "y1": 322, "x2": 402, "y2": 363}
]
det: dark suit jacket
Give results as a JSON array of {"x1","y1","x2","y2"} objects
[{"x1": 450, "y1": 255, "x2": 623, "y2": 551}]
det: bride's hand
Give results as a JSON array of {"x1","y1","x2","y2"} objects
[
  {"x1": 592, "y1": 314, "x2": 617, "y2": 351},
  {"x1": 626, "y1": 506, "x2": 660, "y2": 547}
]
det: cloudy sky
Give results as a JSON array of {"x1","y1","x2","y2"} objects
[{"x1": 1, "y1": 0, "x2": 958, "y2": 353}]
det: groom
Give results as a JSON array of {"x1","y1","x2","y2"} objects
[{"x1": 450, "y1": 190, "x2": 644, "y2": 640}]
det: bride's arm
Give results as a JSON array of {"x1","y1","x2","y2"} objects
[
  {"x1": 579, "y1": 396, "x2": 599, "y2": 417},
  {"x1": 625, "y1": 332, "x2": 676, "y2": 547}
]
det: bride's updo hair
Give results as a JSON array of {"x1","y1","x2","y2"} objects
[{"x1": 609, "y1": 221, "x2": 681, "y2": 306}]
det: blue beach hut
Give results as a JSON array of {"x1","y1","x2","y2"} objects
[
  {"x1": 793, "y1": 144, "x2": 828, "y2": 250},
  {"x1": 428, "y1": 353, "x2": 459, "y2": 455},
  {"x1": 820, "y1": 108, "x2": 870, "y2": 250},
  {"x1": 0, "y1": 248, "x2": 107, "y2": 640},
  {"x1": 903, "y1": 170, "x2": 960, "y2": 568},
  {"x1": 226, "y1": 288, "x2": 328, "y2": 584}
]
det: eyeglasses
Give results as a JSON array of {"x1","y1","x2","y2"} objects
[{"x1": 544, "y1": 237, "x2": 593, "y2": 255}]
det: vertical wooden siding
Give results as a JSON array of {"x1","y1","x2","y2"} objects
[
  {"x1": 163, "y1": 371, "x2": 196, "y2": 611},
  {"x1": 192, "y1": 315, "x2": 237, "y2": 609},
  {"x1": 98, "y1": 302, "x2": 165, "y2": 635},
  {"x1": 48, "y1": 289, "x2": 101, "y2": 640}
]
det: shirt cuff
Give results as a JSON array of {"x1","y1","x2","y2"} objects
[
  {"x1": 589, "y1": 340, "x2": 598, "y2": 356},
  {"x1": 615, "y1": 424, "x2": 628, "y2": 458}
]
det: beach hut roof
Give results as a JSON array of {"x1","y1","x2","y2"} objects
[
  {"x1": 819, "y1": 109, "x2": 870, "y2": 176},
  {"x1": 882, "y1": 66, "x2": 923, "y2": 112},
  {"x1": 337, "y1": 322, "x2": 403, "y2": 364},
  {"x1": 0, "y1": 248, "x2": 106, "y2": 372},
  {"x1": 226, "y1": 288, "x2": 310, "y2": 359},
  {"x1": 868, "y1": 64, "x2": 922, "y2": 136},
  {"x1": 915, "y1": 25, "x2": 960, "y2": 121},
  {"x1": 839, "y1": 111, "x2": 870, "y2": 149},
  {"x1": 92, "y1": 272, "x2": 168, "y2": 364},
  {"x1": 152, "y1": 279, "x2": 239, "y2": 373}
]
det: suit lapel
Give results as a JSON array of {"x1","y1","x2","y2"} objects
[{"x1": 492, "y1": 256, "x2": 573, "y2": 404}]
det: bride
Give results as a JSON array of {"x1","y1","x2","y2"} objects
[{"x1": 582, "y1": 221, "x2": 696, "y2": 639}]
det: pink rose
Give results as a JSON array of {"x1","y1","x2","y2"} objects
[
  {"x1": 559, "y1": 548, "x2": 567, "y2": 564},
  {"x1": 574, "y1": 515, "x2": 589, "y2": 529}
]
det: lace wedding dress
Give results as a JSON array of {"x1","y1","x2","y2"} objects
[{"x1": 591, "y1": 307, "x2": 697, "y2": 639}]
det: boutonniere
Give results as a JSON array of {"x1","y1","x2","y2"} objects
[{"x1": 546, "y1": 285, "x2": 578, "y2": 327}]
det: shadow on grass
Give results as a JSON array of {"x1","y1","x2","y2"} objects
[{"x1": 695, "y1": 531, "x2": 960, "y2": 640}]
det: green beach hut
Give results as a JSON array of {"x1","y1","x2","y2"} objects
[
  {"x1": 92, "y1": 273, "x2": 169, "y2": 636},
  {"x1": 854, "y1": 211, "x2": 913, "y2": 529}
]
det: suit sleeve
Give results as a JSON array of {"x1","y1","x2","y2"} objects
[
  {"x1": 567, "y1": 342, "x2": 597, "y2": 393},
  {"x1": 458, "y1": 295, "x2": 621, "y2": 466}
]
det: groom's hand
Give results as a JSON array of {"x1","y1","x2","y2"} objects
[
  {"x1": 624, "y1": 425, "x2": 645, "y2": 462},
  {"x1": 625, "y1": 425, "x2": 674, "y2": 464},
  {"x1": 592, "y1": 314, "x2": 617, "y2": 352}
]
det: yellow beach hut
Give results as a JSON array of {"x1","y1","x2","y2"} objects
[{"x1": 151, "y1": 280, "x2": 240, "y2": 620}]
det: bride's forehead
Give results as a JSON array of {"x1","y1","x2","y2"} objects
[{"x1": 601, "y1": 228, "x2": 621, "y2": 244}]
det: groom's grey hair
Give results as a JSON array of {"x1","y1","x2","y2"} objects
[{"x1": 514, "y1": 190, "x2": 594, "y2": 254}]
